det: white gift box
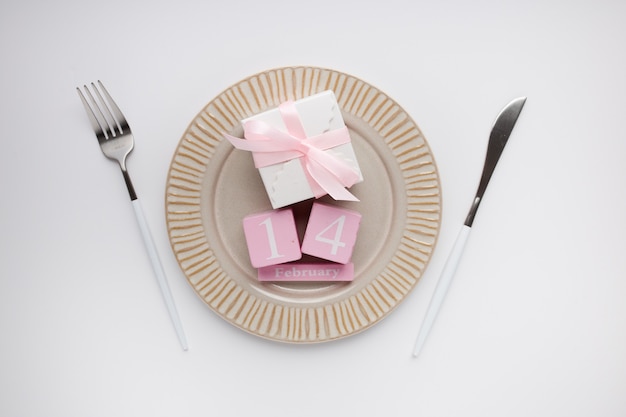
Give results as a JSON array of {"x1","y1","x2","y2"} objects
[{"x1": 238, "y1": 90, "x2": 363, "y2": 209}]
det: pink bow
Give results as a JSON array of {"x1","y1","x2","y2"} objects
[{"x1": 224, "y1": 101, "x2": 360, "y2": 202}]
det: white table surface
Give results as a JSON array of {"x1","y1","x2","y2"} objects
[{"x1": 2, "y1": 0, "x2": 625, "y2": 416}]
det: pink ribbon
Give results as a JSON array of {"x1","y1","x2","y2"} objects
[{"x1": 224, "y1": 101, "x2": 360, "y2": 201}]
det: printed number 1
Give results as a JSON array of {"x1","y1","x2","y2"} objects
[
  {"x1": 259, "y1": 217, "x2": 284, "y2": 260},
  {"x1": 315, "y1": 215, "x2": 346, "y2": 255}
]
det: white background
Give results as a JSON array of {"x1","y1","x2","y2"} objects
[{"x1": 1, "y1": 0, "x2": 625, "y2": 416}]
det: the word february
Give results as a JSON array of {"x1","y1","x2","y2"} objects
[{"x1": 257, "y1": 263, "x2": 354, "y2": 282}]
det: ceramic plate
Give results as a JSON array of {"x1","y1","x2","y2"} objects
[{"x1": 166, "y1": 67, "x2": 441, "y2": 343}]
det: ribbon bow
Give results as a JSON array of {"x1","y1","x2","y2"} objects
[{"x1": 224, "y1": 101, "x2": 360, "y2": 202}]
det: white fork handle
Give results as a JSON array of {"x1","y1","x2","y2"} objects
[
  {"x1": 413, "y1": 225, "x2": 471, "y2": 357},
  {"x1": 132, "y1": 199, "x2": 189, "y2": 351}
]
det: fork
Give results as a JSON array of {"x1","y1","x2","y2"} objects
[{"x1": 77, "y1": 81, "x2": 188, "y2": 350}]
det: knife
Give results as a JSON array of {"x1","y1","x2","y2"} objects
[{"x1": 412, "y1": 97, "x2": 526, "y2": 357}]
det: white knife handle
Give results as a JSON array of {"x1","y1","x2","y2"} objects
[
  {"x1": 413, "y1": 224, "x2": 471, "y2": 357},
  {"x1": 132, "y1": 199, "x2": 189, "y2": 350}
]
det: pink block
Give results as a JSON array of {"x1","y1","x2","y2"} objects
[
  {"x1": 243, "y1": 209, "x2": 302, "y2": 268},
  {"x1": 258, "y1": 263, "x2": 354, "y2": 282},
  {"x1": 301, "y1": 203, "x2": 361, "y2": 264}
]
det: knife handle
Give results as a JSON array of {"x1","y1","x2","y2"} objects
[{"x1": 413, "y1": 224, "x2": 471, "y2": 357}]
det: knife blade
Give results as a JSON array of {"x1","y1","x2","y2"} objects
[{"x1": 412, "y1": 97, "x2": 526, "y2": 357}]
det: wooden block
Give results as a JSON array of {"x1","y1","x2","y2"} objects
[
  {"x1": 258, "y1": 263, "x2": 354, "y2": 282},
  {"x1": 301, "y1": 202, "x2": 361, "y2": 264},
  {"x1": 243, "y1": 208, "x2": 302, "y2": 268}
]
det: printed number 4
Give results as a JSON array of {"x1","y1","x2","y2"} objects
[{"x1": 315, "y1": 215, "x2": 346, "y2": 255}]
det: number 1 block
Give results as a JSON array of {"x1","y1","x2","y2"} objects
[
  {"x1": 243, "y1": 208, "x2": 302, "y2": 268},
  {"x1": 301, "y1": 203, "x2": 362, "y2": 264}
]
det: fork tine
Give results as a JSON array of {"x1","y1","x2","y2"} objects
[
  {"x1": 96, "y1": 81, "x2": 129, "y2": 134},
  {"x1": 90, "y1": 82, "x2": 121, "y2": 138},
  {"x1": 84, "y1": 85, "x2": 115, "y2": 139},
  {"x1": 76, "y1": 86, "x2": 109, "y2": 141}
]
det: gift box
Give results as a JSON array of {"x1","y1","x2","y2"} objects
[{"x1": 225, "y1": 91, "x2": 363, "y2": 209}]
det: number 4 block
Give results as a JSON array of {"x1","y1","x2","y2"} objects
[
  {"x1": 301, "y1": 202, "x2": 362, "y2": 264},
  {"x1": 243, "y1": 208, "x2": 302, "y2": 268}
]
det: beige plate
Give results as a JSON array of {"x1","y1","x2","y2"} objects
[{"x1": 166, "y1": 67, "x2": 441, "y2": 343}]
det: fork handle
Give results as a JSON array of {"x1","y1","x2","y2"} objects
[
  {"x1": 131, "y1": 198, "x2": 189, "y2": 350},
  {"x1": 122, "y1": 169, "x2": 137, "y2": 200}
]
